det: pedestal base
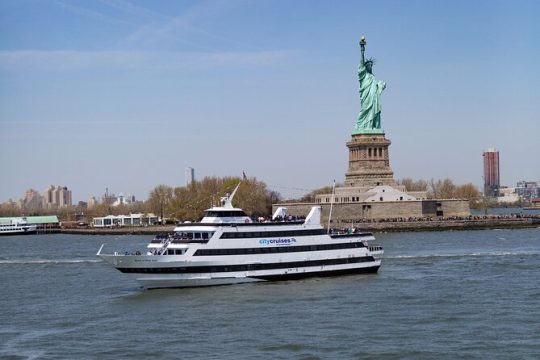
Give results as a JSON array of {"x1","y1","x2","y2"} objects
[{"x1": 344, "y1": 133, "x2": 396, "y2": 187}]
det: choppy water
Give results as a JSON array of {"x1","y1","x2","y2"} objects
[{"x1": 1, "y1": 229, "x2": 539, "y2": 359}]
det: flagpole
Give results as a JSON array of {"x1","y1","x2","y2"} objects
[{"x1": 327, "y1": 180, "x2": 336, "y2": 234}]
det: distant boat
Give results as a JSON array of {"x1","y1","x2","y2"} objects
[
  {"x1": 98, "y1": 182, "x2": 383, "y2": 289},
  {"x1": 0, "y1": 217, "x2": 37, "y2": 236}
]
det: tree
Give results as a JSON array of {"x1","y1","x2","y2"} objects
[
  {"x1": 398, "y1": 178, "x2": 428, "y2": 192},
  {"x1": 235, "y1": 177, "x2": 275, "y2": 217},
  {"x1": 439, "y1": 179, "x2": 457, "y2": 199},
  {"x1": 455, "y1": 183, "x2": 481, "y2": 207},
  {"x1": 425, "y1": 178, "x2": 481, "y2": 207},
  {"x1": 85, "y1": 203, "x2": 111, "y2": 219},
  {"x1": 0, "y1": 202, "x2": 22, "y2": 217},
  {"x1": 167, "y1": 176, "x2": 281, "y2": 221},
  {"x1": 147, "y1": 185, "x2": 173, "y2": 223},
  {"x1": 428, "y1": 178, "x2": 456, "y2": 199},
  {"x1": 296, "y1": 185, "x2": 334, "y2": 203}
]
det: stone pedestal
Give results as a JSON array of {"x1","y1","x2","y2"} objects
[{"x1": 344, "y1": 133, "x2": 396, "y2": 187}]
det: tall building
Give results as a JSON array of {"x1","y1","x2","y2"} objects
[
  {"x1": 483, "y1": 148, "x2": 500, "y2": 197},
  {"x1": 20, "y1": 189, "x2": 43, "y2": 210},
  {"x1": 43, "y1": 185, "x2": 72, "y2": 208},
  {"x1": 88, "y1": 196, "x2": 98, "y2": 208},
  {"x1": 185, "y1": 167, "x2": 195, "y2": 186}
]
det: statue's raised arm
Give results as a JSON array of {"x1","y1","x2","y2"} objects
[
  {"x1": 354, "y1": 36, "x2": 386, "y2": 135},
  {"x1": 359, "y1": 36, "x2": 366, "y2": 66}
]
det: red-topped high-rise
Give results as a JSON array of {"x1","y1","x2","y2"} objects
[{"x1": 483, "y1": 148, "x2": 500, "y2": 197}]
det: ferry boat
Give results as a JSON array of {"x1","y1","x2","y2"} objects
[
  {"x1": 0, "y1": 217, "x2": 37, "y2": 236},
  {"x1": 97, "y1": 183, "x2": 383, "y2": 289}
]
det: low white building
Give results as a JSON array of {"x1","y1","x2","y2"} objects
[
  {"x1": 316, "y1": 185, "x2": 426, "y2": 204},
  {"x1": 92, "y1": 213, "x2": 159, "y2": 227},
  {"x1": 497, "y1": 187, "x2": 520, "y2": 204},
  {"x1": 363, "y1": 186, "x2": 419, "y2": 202}
]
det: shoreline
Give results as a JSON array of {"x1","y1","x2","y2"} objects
[
  {"x1": 58, "y1": 218, "x2": 540, "y2": 235},
  {"x1": 351, "y1": 218, "x2": 539, "y2": 232}
]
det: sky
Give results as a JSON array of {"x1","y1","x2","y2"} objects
[{"x1": 1, "y1": 0, "x2": 539, "y2": 203}]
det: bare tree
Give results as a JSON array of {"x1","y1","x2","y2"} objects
[
  {"x1": 147, "y1": 185, "x2": 173, "y2": 223},
  {"x1": 398, "y1": 178, "x2": 428, "y2": 192},
  {"x1": 167, "y1": 176, "x2": 281, "y2": 221}
]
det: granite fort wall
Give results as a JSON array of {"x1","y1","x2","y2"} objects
[{"x1": 273, "y1": 199, "x2": 471, "y2": 224}]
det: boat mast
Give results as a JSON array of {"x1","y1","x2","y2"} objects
[{"x1": 327, "y1": 180, "x2": 336, "y2": 233}]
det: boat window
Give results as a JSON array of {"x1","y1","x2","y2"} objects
[
  {"x1": 205, "y1": 210, "x2": 247, "y2": 217},
  {"x1": 219, "y1": 229, "x2": 326, "y2": 239},
  {"x1": 167, "y1": 249, "x2": 174, "y2": 255},
  {"x1": 202, "y1": 232, "x2": 208, "y2": 239},
  {"x1": 194, "y1": 233, "x2": 201, "y2": 239},
  {"x1": 193, "y1": 241, "x2": 367, "y2": 256},
  {"x1": 175, "y1": 249, "x2": 183, "y2": 255}
]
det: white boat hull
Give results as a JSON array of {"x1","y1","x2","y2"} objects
[
  {"x1": 99, "y1": 253, "x2": 380, "y2": 289},
  {"x1": 132, "y1": 275, "x2": 262, "y2": 289},
  {"x1": 0, "y1": 226, "x2": 37, "y2": 236}
]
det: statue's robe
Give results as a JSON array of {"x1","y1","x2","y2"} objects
[{"x1": 356, "y1": 62, "x2": 386, "y2": 131}]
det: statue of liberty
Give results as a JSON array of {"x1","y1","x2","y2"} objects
[{"x1": 354, "y1": 37, "x2": 386, "y2": 134}]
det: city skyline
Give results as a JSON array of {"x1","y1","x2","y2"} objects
[{"x1": 1, "y1": 0, "x2": 539, "y2": 203}]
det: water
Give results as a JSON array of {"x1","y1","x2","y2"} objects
[{"x1": 1, "y1": 229, "x2": 539, "y2": 359}]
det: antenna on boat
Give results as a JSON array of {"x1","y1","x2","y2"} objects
[
  {"x1": 230, "y1": 181, "x2": 241, "y2": 201},
  {"x1": 327, "y1": 180, "x2": 336, "y2": 234},
  {"x1": 220, "y1": 181, "x2": 242, "y2": 209}
]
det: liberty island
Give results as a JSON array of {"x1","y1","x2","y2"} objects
[{"x1": 274, "y1": 37, "x2": 470, "y2": 223}]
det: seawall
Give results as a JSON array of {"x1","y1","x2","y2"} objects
[
  {"x1": 60, "y1": 226, "x2": 174, "y2": 235},
  {"x1": 348, "y1": 218, "x2": 539, "y2": 232},
  {"x1": 59, "y1": 218, "x2": 540, "y2": 235}
]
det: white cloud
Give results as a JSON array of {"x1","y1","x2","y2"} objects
[
  {"x1": 52, "y1": 0, "x2": 131, "y2": 25},
  {"x1": 122, "y1": 0, "x2": 252, "y2": 51},
  {"x1": 0, "y1": 49, "x2": 295, "y2": 72},
  {"x1": 97, "y1": 0, "x2": 168, "y2": 20}
]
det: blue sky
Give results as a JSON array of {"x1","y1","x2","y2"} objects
[{"x1": 1, "y1": 0, "x2": 539, "y2": 203}]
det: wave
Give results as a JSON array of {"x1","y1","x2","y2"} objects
[
  {"x1": 386, "y1": 250, "x2": 540, "y2": 259},
  {"x1": 1, "y1": 327, "x2": 80, "y2": 359},
  {"x1": 0, "y1": 258, "x2": 101, "y2": 265}
]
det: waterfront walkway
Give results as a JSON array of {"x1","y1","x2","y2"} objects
[
  {"x1": 333, "y1": 214, "x2": 540, "y2": 232},
  {"x1": 60, "y1": 214, "x2": 540, "y2": 235}
]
